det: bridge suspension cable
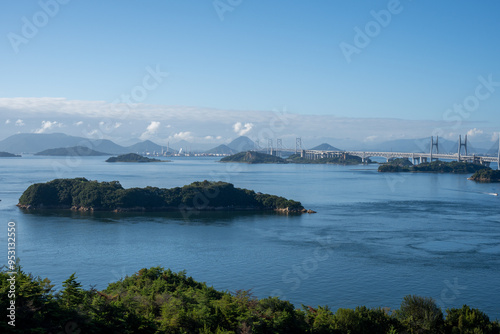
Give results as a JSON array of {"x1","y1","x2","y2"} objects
[{"x1": 430, "y1": 136, "x2": 439, "y2": 161}]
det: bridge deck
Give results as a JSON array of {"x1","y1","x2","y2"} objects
[{"x1": 263, "y1": 148, "x2": 498, "y2": 163}]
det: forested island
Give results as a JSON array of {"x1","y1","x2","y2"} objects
[
  {"x1": 17, "y1": 178, "x2": 309, "y2": 213},
  {"x1": 106, "y1": 153, "x2": 165, "y2": 163},
  {"x1": 35, "y1": 146, "x2": 109, "y2": 156},
  {"x1": 469, "y1": 169, "x2": 500, "y2": 182},
  {"x1": 0, "y1": 151, "x2": 21, "y2": 157},
  {"x1": 287, "y1": 153, "x2": 364, "y2": 165},
  {"x1": 379, "y1": 160, "x2": 490, "y2": 174},
  {"x1": 220, "y1": 151, "x2": 364, "y2": 165},
  {"x1": 2, "y1": 264, "x2": 499, "y2": 333},
  {"x1": 220, "y1": 151, "x2": 287, "y2": 164}
]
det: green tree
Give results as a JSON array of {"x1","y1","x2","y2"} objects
[
  {"x1": 303, "y1": 305, "x2": 338, "y2": 334},
  {"x1": 0, "y1": 262, "x2": 67, "y2": 333},
  {"x1": 396, "y1": 295, "x2": 444, "y2": 334},
  {"x1": 445, "y1": 305, "x2": 499, "y2": 334},
  {"x1": 61, "y1": 273, "x2": 85, "y2": 310}
]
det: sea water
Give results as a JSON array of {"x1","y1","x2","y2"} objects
[{"x1": 0, "y1": 156, "x2": 499, "y2": 318}]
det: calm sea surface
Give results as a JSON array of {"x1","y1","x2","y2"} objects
[{"x1": 1, "y1": 156, "x2": 499, "y2": 318}]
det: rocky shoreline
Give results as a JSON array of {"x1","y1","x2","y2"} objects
[
  {"x1": 17, "y1": 204, "x2": 317, "y2": 214},
  {"x1": 468, "y1": 169, "x2": 500, "y2": 183}
]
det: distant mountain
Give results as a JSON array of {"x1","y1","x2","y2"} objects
[
  {"x1": 301, "y1": 137, "x2": 364, "y2": 151},
  {"x1": 35, "y1": 146, "x2": 110, "y2": 156},
  {"x1": 205, "y1": 144, "x2": 237, "y2": 155},
  {"x1": 0, "y1": 133, "x2": 130, "y2": 154},
  {"x1": 126, "y1": 140, "x2": 174, "y2": 154},
  {"x1": 463, "y1": 139, "x2": 498, "y2": 155},
  {"x1": 310, "y1": 143, "x2": 342, "y2": 151},
  {"x1": 227, "y1": 136, "x2": 256, "y2": 152},
  {"x1": 0, "y1": 151, "x2": 21, "y2": 157}
]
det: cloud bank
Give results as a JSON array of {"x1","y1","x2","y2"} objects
[{"x1": 0, "y1": 97, "x2": 497, "y2": 149}]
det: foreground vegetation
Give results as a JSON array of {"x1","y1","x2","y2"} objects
[
  {"x1": 17, "y1": 178, "x2": 305, "y2": 212},
  {"x1": 469, "y1": 169, "x2": 500, "y2": 182},
  {"x1": 1, "y1": 264, "x2": 499, "y2": 333},
  {"x1": 379, "y1": 160, "x2": 490, "y2": 174}
]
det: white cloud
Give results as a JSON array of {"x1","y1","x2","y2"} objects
[
  {"x1": 84, "y1": 129, "x2": 100, "y2": 137},
  {"x1": 467, "y1": 128, "x2": 483, "y2": 137},
  {"x1": 216, "y1": 136, "x2": 222, "y2": 140},
  {"x1": 171, "y1": 131, "x2": 193, "y2": 141},
  {"x1": 146, "y1": 121, "x2": 160, "y2": 133},
  {"x1": 15, "y1": 119, "x2": 25, "y2": 126},
  {"x1": 140, "y1": 121, "x2": 161, "y2": 140},
  {"x1": 74, "y1": 121, "x2": 84, "y2": 126},
  {"x1": 5, "y1": 119, "x2": 11, "y2": 124},
  {"x1": 233, "y1": 122, "x2": 253, "y2": 136},
  {"x1": 34, "y1": 121, "x2": 63, "y2": 133},
  {"x1": 97, "y1": 121, "x2": 123, "y2": 133},
  {"x1": 364, "y1": 135, "x2": 378, "y2": 142},
  {"x1": 204, "y1": 135, "x2": 214, "y2": 140}
]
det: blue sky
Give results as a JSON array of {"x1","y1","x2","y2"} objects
[{"x1": 1, "y1": 0, "x2": 500, "y2": 146}]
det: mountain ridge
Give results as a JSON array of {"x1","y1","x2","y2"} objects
[{"x1": 0, "y1": 133, "x2": 129, "y2": 154}]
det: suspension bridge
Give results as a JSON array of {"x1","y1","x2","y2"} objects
[{"x1": 254, "y1": 135, "x2": 500, "y2": 169}]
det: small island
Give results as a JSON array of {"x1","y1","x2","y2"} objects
[
  {"x1": 106, "y1": 153, "x2": 166, "y2": 163},
  {"x1": 0, "y1": 151, "x2": 21, "y2": 157},
  {"x1": 287, "y1": 153, "x2": 364, "y2": 165},
  {"x1": 35, "y1": 146, "x2": 109, "y2": 156},
  {"x1": 378, "y1": 158, "x2": 413, "y2": 172},
  {"x1": 378, "y1": 160, "x2": 490, "y2": 174},
  {"x1": 468, "y1": 169, "x2": 500, "y2": 182},
  {"x1": 17, "y1": 178, "x2": 314, "y2": 213},
  {"x1": 220, "y1": 151, "x2": 364, "y2": 165},
  {"x1": 220, "y1": 151, "x2": 287, "y2": 164}
]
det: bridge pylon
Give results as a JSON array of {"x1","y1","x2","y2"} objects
[
  {"x1": 276, "y1": 139, "x2": 282, "y2": 157},
  {"x1": 295, "y1": 137, "x2": 302, "y2": 154},
  {"x1": 458, "y1": 134, "x2": 468, "y2": 161},
  {"x1": 430, "y1": 136, "x2": 439, "y2": 161},
  {"x1": 268, "y1": 139, "x2": 273, "y2": 155}
]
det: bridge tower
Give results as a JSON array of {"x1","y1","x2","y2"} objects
[
  {"x1": 498, "y1": 134, "x2": 500, "y2": 170},
  {"x1": 430, "y1": 136, "x2": 439, "y2": 161},
  {"x1": 276, "y1": 139, "x2": 283, "y2": 157},
  {"x1": 295, "y1": 137, "x2": 302, "y2": 154},
  {"x1": 268, "y1": 139, "x2": 273, "y2": 155},
  {"x1": 458, "y1": 135, "x2": 468, "y2": 162}
]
